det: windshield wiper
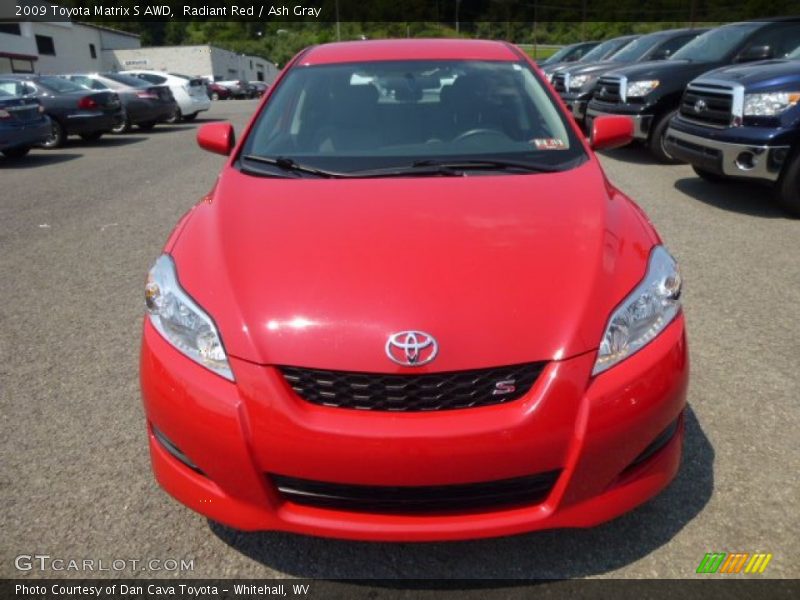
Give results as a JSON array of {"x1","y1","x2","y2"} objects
[
  {"x1": 241, "y1": 155, "x2": 345, "y2": 178},
  {"x1": 410, "y1": 159, "x2": 563, "y2": 173}
]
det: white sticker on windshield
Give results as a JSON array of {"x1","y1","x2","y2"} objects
[{"x1": 532, "y1": 138, "x2": 566, "y2": 150}]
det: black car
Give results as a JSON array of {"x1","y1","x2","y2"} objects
[
  {"x1": 537, "y1": 41, "x2": 600, "y2": 67},
  {"x1": 0, "y1": 89, "x2": 52, "y2": 158},
  {"x1": 542, "y1": 35, "x2": 641, "y2": 81},
  {"x1": 552, "y1": 28, "x2": 706, "y2": 124},
  {"x1": 61, "y1": 73, "x2": 177, "y2": 133},
  {"x1": 586, "y1": 19, "x2": 800, "y2": 162},
  {"x1": 0, "y1": 75, "x2": 123, "y2": 148}
]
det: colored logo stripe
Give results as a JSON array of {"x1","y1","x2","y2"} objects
[{"x1": 697, "y1": 552, "x2": 773, "y2": 574}]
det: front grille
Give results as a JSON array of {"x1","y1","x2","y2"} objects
[
  {"x1": 680, "y1": 83, "x2": 734, "y2": 128},
  {"x1": 595, "y1": 76, "x2": 622, "y2": 103},
  {"x1": 552, "y1": 73, "x2": 567, "y2": 93},
  {"x1": 270, "y1": 470, "x2": 562, "y2": 513},
  {"x1": 279, "y1": 362, "x2": 546, "y2": 412}
]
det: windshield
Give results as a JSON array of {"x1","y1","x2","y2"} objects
[
  {"x1": 671, "y1": 23, "x2": 760, "y2": 62},
  {"x1": 37, "y1": 76, "x2": 85, "y2": 93},
  {"x1": 580, "y1": 37, "x2": 635, "y2": 62},
  {"x1": 242, "y1": 59, "x2": 585, "y2": 175},
  {"x1": 103, "y1": 73, "x2": 148, "y2": 88},
  {"x1": 609, "y1": 34, "x2": 664, "y2": 62}
]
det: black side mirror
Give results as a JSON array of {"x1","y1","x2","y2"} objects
[{"x1": 736, "y1": 45, "x2": 772, "y2": 63}]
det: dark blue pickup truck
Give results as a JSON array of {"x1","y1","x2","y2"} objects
[{"x1": 665, "y1": 45, "x2": 800, "y2": 216}]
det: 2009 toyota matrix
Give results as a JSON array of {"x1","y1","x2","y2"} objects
[{"x1": 140, "y1": 39, "x2": 688, "y2": 541}]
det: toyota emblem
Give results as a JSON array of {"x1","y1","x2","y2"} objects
[
  {"x1": 385, "y1": 331, "x2": 438, "y2": 367},
  {"x1": 693, "y1": 99, "x2": 707, "y2": 113}
]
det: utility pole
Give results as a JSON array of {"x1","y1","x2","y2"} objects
[
  {"x1": 455, "y1": 0, "x2": 461, "y2": 34},
  {"x1": 335, "y1": 0, "x2": 341, "y2": 41}
]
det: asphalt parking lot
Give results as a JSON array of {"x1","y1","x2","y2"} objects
[{"x1": 1, "y1": 98, "x2": 798, "y2": 580}]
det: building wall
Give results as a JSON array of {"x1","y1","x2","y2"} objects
[
  {"x1": 0, "y1": 21, "x2": 140, "y2": 75},
  {"x1": 108, "y1": 45, "x2": 278, "y2": 83}
]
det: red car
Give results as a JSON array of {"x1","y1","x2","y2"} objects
[
  {"x1": 140, "y1": 39, "x2": 688, "y2": 541},
  {"x1": 206, "y1": 82, "x2": 231, "y2": 101}
]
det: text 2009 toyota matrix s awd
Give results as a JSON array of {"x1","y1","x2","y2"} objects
[{"x1": 140, "y1": 39, "x2": 688, "y2": 541}]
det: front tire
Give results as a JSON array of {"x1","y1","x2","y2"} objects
[
  {"x1": 2, "y1": 146, "x2": 31, "y2": 158},
  {"x1": 649, "y1": 110, "x2": 683, "y2": 164},
  {"x1": 775, "y1": 149, "x2": 800, "y2": 217},
  {"x1": 692, "y1": 166, "x2": 727, "y2": 184},
  {"x1": 210, "y1": 92, "x2": 219, "y2": 101},
  {"x1": 40, "y1": 119, "x2": 65, "y2": 149}
]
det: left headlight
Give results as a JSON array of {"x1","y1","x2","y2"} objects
[
  {"x1": 568, "y1": 74, "x2": 596, "y2": 91},
  {"x1": 626, "y1": 80, "x2": 660, "y2": 97},
  {"x1": 593, "y1": 246, "x2": 682, "y2": 375},
  {"x1": 145, "y1": 254, "x2": 234, "y2": 381},
  {"x1": 743, "y1": 92, "x2": 800, "y2": 116}
]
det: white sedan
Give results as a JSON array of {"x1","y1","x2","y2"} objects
[{"x1": 120, "y1": 70, "x2": 210, "y2": 122}]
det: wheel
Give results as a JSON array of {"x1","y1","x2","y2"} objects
[
  {"x1": 111, "y1": 114, "x2": 131, "y2": 134},
  {"x1": 40, "y1": 119, "x2": 65, "y2": 149},
  {"x1": 138, "y1": 121, "x2": 157, "y2": 131},
  {"x1": 211, "y1": 92, "x2": 219, "y2": 101},
  {"x1": 774, "y1": 149, "x2": 800, "y2": 217},
  {"x1": 692, "y1": 166, "x2": 727, "y2": 183},
  {"x1": 80, "y1": 132, "x2": 103, "y2": 141},
  {"x1": 2, "y1": 146, "x2": 31, "y2": 158},
  {"x1": 648, "y1": 110, "x2": 683, "y2": 164},
  {"x1": 182, "y1": 112, "x2": 198, "y2": 122},
  {"x1": 165, "y1": 108, "x2": 182, "y2": 124}
]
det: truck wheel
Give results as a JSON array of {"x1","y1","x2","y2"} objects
[
  {"x1": 775, "y1": 149, "x2": 800, "y2": 217},
  {"x1": 649, "y1": 110, "x2": 683, "y2": 164},
  {"x1": 692, "y1": 166, "x2": 727, "y2": 184}
]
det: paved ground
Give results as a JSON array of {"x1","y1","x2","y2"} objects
[{"x1": 1, "y1": 99, "x2": 798, "y2": 580}]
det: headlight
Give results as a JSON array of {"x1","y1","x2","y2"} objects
[
  {"x1": 145, "y1": 254, "x2": 234, "y2": 380},
  {"x1": 593, "y1": 246, "x2": 682, "y2": 375},
  {"x1": 743, "y1": 92, "x2": 800, "y2": 116},
  {"x1": 568, "y1": 74, "x2": 595, "y2": 91},
  {"x1": 626, "y1": 80, "x2": 660, "y2": 97}
]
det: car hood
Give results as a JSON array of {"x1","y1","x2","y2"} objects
[
  {"x1": 170, "y1": 161, "x2": 657, "y2": 372},
  {"x1": 700, "y1": 59, "x2": 800, "y2": 91},
  {"x1": 561, "y1": 61, "x2": 624, "y2": 76}
]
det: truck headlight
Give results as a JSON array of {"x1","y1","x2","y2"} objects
[
  {"x1": 568, "y1": 74, "x2": 596, "y2": 91},
  {"x1": 626, "y1": 80, "x2": 660, "y2": 97},
  {"x1": 743, "y1": 92, "x2": 800, "y2": 116},
  {"x1": 593, "y1": 246, "x2": 682, "y2": 375},
  {"x1": 145, "y1": 255, "x2": 234, "y2": 380}
]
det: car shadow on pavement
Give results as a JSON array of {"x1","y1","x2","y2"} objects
[
  {"x1": 674, "y1": 177, "x2": 787, "y2": 219},
  {"x1": 209, "y1": 406, "x2": 713, "y2": 580},
  {"x1": 68, "y1": 136, "x2": 146, "y2": 148},
  {"x1": 0, "y1": 153, "x2": 81, "y2": 168},
  {"x1": 597, "y1": 144, "x2": 668, "y2": 166}
]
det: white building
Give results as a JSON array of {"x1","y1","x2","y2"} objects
[
  {"x1": 106, "y1": 45, "x2": 279, "y2": 83},
  {"x1": 0, "y1": 21, "x2": 140, "y2": 75}
]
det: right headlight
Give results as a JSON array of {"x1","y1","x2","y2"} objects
[
  {"x1": 626, "y1": 80, "x2": 660, "y2": 97},
  {"x1": 593, "y1": 246, "x2": 682, "y2": 375},
  {"x1": 145, "y1": 254, "x2": 234, "y2": 381},
  {"x1": 743, "y1": 92, "x2": 800, "y2": 116}
]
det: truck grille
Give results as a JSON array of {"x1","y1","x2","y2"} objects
[
  {"x1": 270, "y1": 470, "x2": 562, "y2": 512},
  {"x1": 595, "y1": 76, "x2": 623, "y2": 103},
  {"x1": 279, "y1": 362, "x2": 546, "y2": 412},
  {"x1": 552, "y1": 73, "x2": 567, "y2": 93},
  {"x1": 679, "y1": 83, "x2": 735, "y2": 128}
]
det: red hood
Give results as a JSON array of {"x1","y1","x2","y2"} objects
[{"x1": 170, "y1": 161, "x2": 656, "y2": 372}]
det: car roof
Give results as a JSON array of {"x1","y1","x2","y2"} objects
[{"x1": 299, "y1": 39, "x2": 521, "y2": 66}]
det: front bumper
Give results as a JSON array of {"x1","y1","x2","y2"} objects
[
  {"x1": 558, "y1": 92, "x2": 590, "y2": 122},
  {"x1": 140, "y1": 315, "x2": 688, "y2": 541},
  {"x1": 586, "y1": 106, "x2": 652, "y2": 141},
  {"x1": 664, "y1": 126, "x2": 789, "y2": 183}
]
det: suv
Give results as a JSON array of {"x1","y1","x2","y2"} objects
[
  {"x1": 665, "y1": 45, "x2": 800, "y2": 215},
  {"x1": 553, "y1": 28, "x2": 705, "y2": 125},
  {"x1": 586, "y1": 19, "x2": 800, "y2": 162}
]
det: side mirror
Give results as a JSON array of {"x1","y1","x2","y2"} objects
[
  {"x1": 736, "y1": 45, "x2": 772, "y2": 63},
  {"x1": 197, "y1": 122, "x2": 235, "y2": 156},
  {"x1": 590, "y1": 115, "x2": 634, "y2": 151}
]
